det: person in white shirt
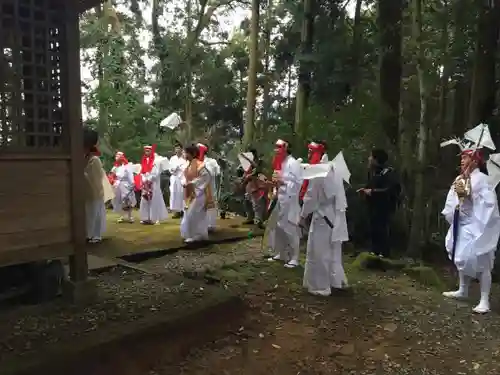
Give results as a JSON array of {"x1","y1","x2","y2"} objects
[
  {"x1": 268, "y1": 139, "x2": 303, "y2": 268},
  {"x1": 136, "y1": 145, "x2": 168, "y2": 224},
  {"x1": 300, "y1": 141, "x2": 349, "y2": 296},
  {"x1": 442, "y1": 148, "x2": 500, "y2": 313},
  {"x1": 198, "y1": 143, "x2": 221, "y2": 232},
  {"x1": 168, "y1": 142, "x2": 188, "y2": 218},
  {"x1": 111, "y1": 151, "x2": 136, "y2": 223},
  {"x1": 180, "y1": 143, "x2": 212, "y2": 243}
]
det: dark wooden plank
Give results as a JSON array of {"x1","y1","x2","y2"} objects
[{"x1": 64, "y1": 5, "x2": 88, "y2": 282}]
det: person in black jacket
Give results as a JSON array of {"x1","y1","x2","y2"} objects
[{"x1": 357, "y1": 149, "x2": 399, "y2": 258}]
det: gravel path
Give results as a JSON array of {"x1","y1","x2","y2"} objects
[{"x1": 0, "y1": 267, "x2": 230, "y2": 373}]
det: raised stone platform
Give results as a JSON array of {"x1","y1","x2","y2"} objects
[
  {"x1": 1, "y1": 266, "x2": 244, "y2": 375},
  {"x1": 89, "y1": 211, "x2": 262, "y2": 264}
]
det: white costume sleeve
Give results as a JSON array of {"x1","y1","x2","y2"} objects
[
  {"x1": 125, "y1": 165, "x2": 135, "y2": 185},
  {"x1": 472, "y1": 174, "x2": 498, "y2": 231},
  {"x1": 441, "y1": 186, "x2": 457, "y2": 224},
  {"x1": 282, "y1": 158, "x2": 303, "y2": 197}
]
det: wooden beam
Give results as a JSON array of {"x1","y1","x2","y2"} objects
[{"x1": 64, "y1": 5, "x2": 88, "y2": 282}]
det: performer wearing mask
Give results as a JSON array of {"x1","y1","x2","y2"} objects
[
  {"x1": 442, "y1": 148, "x2": 500, "y2": 314},
  {"x1": 300, "y1": 141, "x2": 348, "y2": 295},
  {"x1": 83, "y1": 128, "x2": 111, "y2": 243},
  {"x1": 135, "y1": 145, "x2": 168, "y2": 224},
  {"x1": 199, "y1": 143, "x2": 220, "y2": 232},
  {"x1": 180, "y1": 144, "x2": 213, "y2": 243},
  {"x1": 168, "y1": 142, "x2": 187, "y2": 218},
  {"x1": 268, "y1": 139, "x2": 303, "y2": 268},
  {"x1": 111, "y1": 151, "x2": 136, "y2": 223}
]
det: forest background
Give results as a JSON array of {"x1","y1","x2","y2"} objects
[{"x1": 80, "y1": 0, "x2": 500, "y2": 261}]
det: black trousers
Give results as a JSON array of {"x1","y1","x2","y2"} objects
[{"x1": 369, "y1": 208, "x2": 391, "y2": 257}]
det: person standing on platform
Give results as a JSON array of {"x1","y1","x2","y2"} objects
[
  {"x1": 168, "y1": 142, "x2": 187, "y2": 219},
  {"x1": 199, "y1": 143, "x2": 221, "y2": 233},
  {"x1": 180, "y1": 144, "x2": 212, "y2": 243},
  {"x1": 83, "y1": 127, "x2": 109, "y2": 243},
  {"x1": 135, "y1": 145, "x2": 168, "y2": 225},
  {"x1": 110, "y1": 151, "x2": 136, "y2": 223}
]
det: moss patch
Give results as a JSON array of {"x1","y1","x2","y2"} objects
[
  {"x1": 95, "y1": 211, "x2": 262, "y2": 257},
  {"x1": 404, "y1": 265, "x2": 445, "y2": 290},
  {"x1": 352, "y1": 252, "x2": 406, "y2": 271}
]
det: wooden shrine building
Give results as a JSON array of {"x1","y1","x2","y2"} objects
[{"x1": 0, "y1": 0, "x2": 100, "y2": 293}]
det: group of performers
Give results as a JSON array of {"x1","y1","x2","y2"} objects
[
  {"x1": 107, "y1": 142, "x2": 221, "y2": 238},
  {"x1": 82, "y1": 124, "x2": 500, "y2": 314},
  {"x1": 263, "y1": 139, "x2": 349, "y2": 295}
]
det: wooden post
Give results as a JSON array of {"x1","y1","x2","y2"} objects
[{"x1": 65, "y1": 4, "x2": 88, "y2": 284}]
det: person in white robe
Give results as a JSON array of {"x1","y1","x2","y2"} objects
[
  {"x1": 136, "y1": 145, "x2": 169, "y2": 224},
  {"x1": 168, "y1": 142, "x2": 187, "y2": 218},
  {"x1": 180, "y1": 143, "x2": 212, "y2": 243},
  {"x1": 442, "y1": 148, "x2": 500, "y2": 313},
  {"x1": 111, "y1": 151, "x2": 136, "y2": 223},
  {"x1": 300, "y1": 142, "x2": 349, "y2": 296},
  {"x1": 268, "y1": 139, "x2": 303, "y2": 268},
  {"x1": 201, "y1": 146, "x2": 221, "y2": 232},
  {"x1": 83, "y1": 128, "x2": 109, "y2": 243}
]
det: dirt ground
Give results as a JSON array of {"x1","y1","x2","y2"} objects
[
  {"x1": 4, "y1": 233, "x2": 500, "y2": 375},
  {"x1": 138, "y1": 240, "x2": 500, "y2": 375}
]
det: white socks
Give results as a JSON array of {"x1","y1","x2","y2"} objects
[
  {"x1": 473, "y1": 271, "x2": 491, "y2": 314},
  {"x1": 443, "y1": 271, "x2": 470, "y2": 298},
  {"x1": 443, "y1": 270, "x2": 491, "y2": 313}
]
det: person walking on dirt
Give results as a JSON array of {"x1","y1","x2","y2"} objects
[
  {"x1": 300, "y1": 141, "x2": 349, "y2": 295},
  {"x1": 267, "y1": 139, "x2": 303, "y2": 268},
  {"x1": 357, "y1": 149, "x2": 400, "y2": 258}
]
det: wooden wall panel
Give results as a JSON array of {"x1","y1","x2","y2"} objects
[{"x1": 0, "y1": 160, "x2": 73, "y2": 259}]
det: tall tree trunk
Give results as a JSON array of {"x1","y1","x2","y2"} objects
[
  {"x1": 185, "y1": 0, "x2": 194, "y2": 140},
  {"x1": 377, "y1": 0, "x2": 403, "y2": 145},
  {"x1": 242, "y1": 0, "x2": 260, "y2": 148},
  {"x1": 95, "y1": 5, "x2": 109, "y2": 135},
  {"x1": 350, "y1": 0, "x2": 363, "y2": 101},
  {"x1": 468, "y1": 0, "x2": 500, "y2": 127},
  {"x1": 294, "y1": 0, "x2": 315, "y2": 149},
  {"x1": 407, "y1": 0, "x2": 428, "y2": 258},
  {"x1": 261, "y1": 0, "x2": 273, "y2": 140}
]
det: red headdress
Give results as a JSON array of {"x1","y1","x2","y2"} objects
[
  {"x1": 300, "y1": 142, "x2": 326, "y2": 200},
  {"x1": 114, "y1": 151, "x2": 129, "y2": 167},
  {"x1": 140, "y1": 145, "x2": 157, "y2": 173},
  {"x1": 134, "y1": 144, "x2": 157, "y2": 190},
  {"x1": 461, "y1": 148, "x2": 484, "y2": 164},
  {"x1": 272, "y1": 139, "x2": 288, "y2": 171},
  {"x1": 197, "y1": 143, "x2": 208, "y2": 161}
]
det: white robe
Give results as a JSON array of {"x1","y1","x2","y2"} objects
[
  {"x1": 139, "y1": 162, "x2": 169, "y2": 223},
  {"x1": 301, "y1": 160, "x2": 349, "y2": 294},
  {"x1": 111, "y1": 164, "x2": 137, "y2": 215},
  {"x1": 180, "y1": 166, "x2": 211, "y2": 241},
  {"x1": 169, "y1": 155, "x2": 187, "y2": 212},
  {"x1": 442, "y1": 168, "x2": 500, "y2": 277},
  {"x1": 84, "y1": 155, "x2": 107, "y2": 239},
  {"x1": 204, "y1": 157, "x2": 221, "y2": 229},
  {"x1": 270, "y1": 155, "x2": 303, "y2": 262}
]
